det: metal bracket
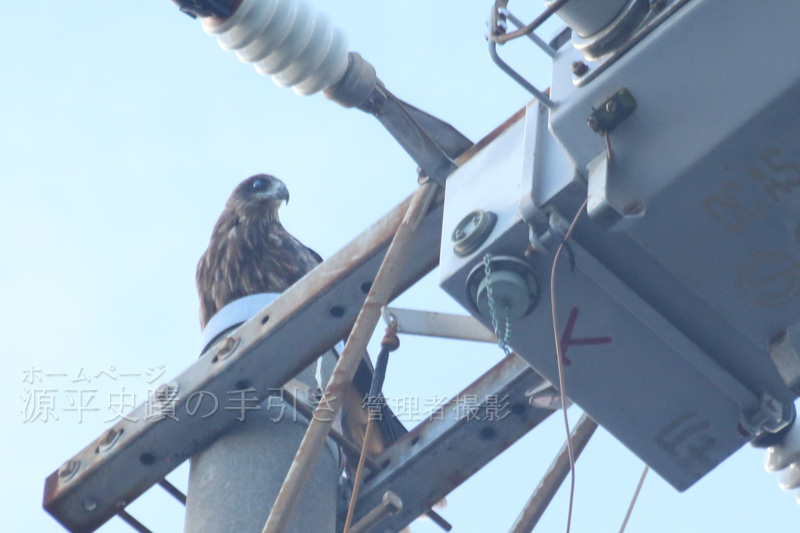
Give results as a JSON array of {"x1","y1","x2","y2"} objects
[
  {"x1": 769, "y1": 327, "x2": 800, "y2": 396},
  {"x1": 527, "y1": 209, "x2": 571, "y2": 254},
  {"x1": 326, "y1": 54, "x2": 473, "y2": 186},
  {"x1": 170, "y1": 0, "x2": 236, "y2": 19},
  {"x1": 381, "y1": 307, "x2": 498, "y2": 343},
  {"x1": 586, "y1": 152, "x2": 646, "y2": 230},
  {"x1": 587, "y1": 88, "x2": 638, "y2": 134},
  {"x1": 740, "y1": 393, "x2": 794, "y2": 436}
]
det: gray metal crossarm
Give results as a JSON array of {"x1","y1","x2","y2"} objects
[
  {"x1": 349, "y1": 353, "x2": 555, "y2": 532},
  {"x1": 43, "y1": 188, "x2": 445, "y2": 533}
]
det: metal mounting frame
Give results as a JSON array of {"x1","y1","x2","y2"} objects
[
  {"x1": 381, "y1": 306, "x2": 498, "y2": 343},
  {"x1": 43, "y1": 113, "x2": 542, "y2": 533},
  {"x1": 43, "y1": 188, "x2": 445, "y2": 532},
  {"x1": 350, "y1": 353, "x2": 555, "y2": 532}
]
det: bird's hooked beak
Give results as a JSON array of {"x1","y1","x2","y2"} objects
[{"x1": 276, "y1": 183, "x2": 289, "y2": 205}]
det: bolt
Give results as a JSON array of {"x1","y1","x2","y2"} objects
[
  {"x1": 452, "y1": 210, "x2": 496, "y2": 257},
  {"x1": 154, "y1": 382, "x2": 178, "y2": 404},
  {"x1": 58, "y1": 459, "x2": 81, "y2": 482},
  {"x1": 97, "y1": 428, "x2": 122, "y2": 453},
  {"x1": 650, "y1": 0, "x2": 666, "y2": 12},
  {"x1": 215, "y1": 336, "x2": 239, "y2": 361},
  {"x1": 571, "y1": 61, "x2": 588, "y2": 77},
  {"x1": 587, "y1": 116, "x2": 600, "y2": 130},
  {"x1": 605, "y1": 100, "x2": 618, "y2": 114},
  {"x1": 349, "y1": 491, "x2": 403, "y2": 533},
  {"x1": 83, "y1": 497, "x2": 98, "y2": 512}
]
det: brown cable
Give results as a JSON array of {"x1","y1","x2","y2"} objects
[
  {"x1": 550, "y1": 198, "x2": 589, "y2": 533},
  {"x1": 619, "y1": 465, "x2": 649, "y2": 532},
  {"x1": 344, "y1": 414, "x2": 378, "y2": 532},
  {"x1": 344, "y1": 323, "x2": 400, "y2": 532}
]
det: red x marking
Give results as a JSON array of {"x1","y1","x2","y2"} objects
[{"x1": 560, "y1": 307, "x2": 613, "y2": 367}]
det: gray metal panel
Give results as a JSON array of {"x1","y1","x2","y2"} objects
[
  {"x1": 549, "y1": 0, "x2": 800, "y2": 192},
  {"x1": 545, "y1": 0, "x2": 800, "y2": 402},
  {"x1": 438, "y1": 106, "x2": 778, "y2": 490},
  {"x1": 441, "y1": 221, "x2": 757, "y2": 490}
]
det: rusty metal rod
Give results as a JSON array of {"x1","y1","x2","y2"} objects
[
  {"x1": 281, "y1": 389, "x2": 383, "y2": 473},
  {"x1": 285, "y1": 389, "x2": 451, "y2": 531},
  {"x1": 508, "y1": 413, "x2": 598, "y2": 533},
  {"x1": 117, "y1": 509, "x2": 153, "y2": 533},
  {"x1": 427, "y1": 508, "x2": 453, "y2": 531},
  {"x1": 345, "y1": 329, "x2": 396, "y2": 532},
  {"x1": 262, "y1": 180, "x2": 439, "y2": 533},
  {"x1": 344, "y1": 414, "x2": 378, "y2": 532},
  {"x1": 349, "y1": 491, "x2": 403, "y2": 533},
  {"x1": 157, "y1": 478, "x2": 187, "y2": 505}
]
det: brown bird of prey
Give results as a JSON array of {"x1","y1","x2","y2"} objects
[{"x1": 196, "y1": 174, "x2": 402, "y2": 461}]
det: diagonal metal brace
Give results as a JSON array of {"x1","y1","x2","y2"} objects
[
  {"x1": 263, "y1": 181, "x2": 441, "y2": 532},
  {"x1": 350, "y1": 353, "x2": 556, "y2": 532},
  {"x1": 325, "y1": 53, "x2": 473, "y2": 186},
  {"x1": 381, "y1": 306, "x2": 498, "y2": 343}
]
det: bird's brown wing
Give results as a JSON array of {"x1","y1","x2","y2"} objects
[
  {"x1": 196, "y1": 213, "x2": 321, "y2": 328},
  {"x1": 196, "y1": 210, "x2": 406, "y2": 476}
]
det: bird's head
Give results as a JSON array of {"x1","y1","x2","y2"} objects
[{"x1": 226, "y1": 174, "x2": 290, "y2": 221}]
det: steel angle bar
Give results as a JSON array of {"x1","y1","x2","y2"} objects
[
  {"x1": 350, "y1": 354, "x2": 556, "y2": 532},
  {"x1": 42, "y1": 188, "x2": 445, "y2": 533},
  {"x1": 508, "y1": 413, "x2": 598, "y2": 533},
  {"x1": 382, "y1": 307, "x2": 498, "y2": 343}
]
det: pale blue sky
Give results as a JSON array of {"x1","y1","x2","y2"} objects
[{"x1": 1, "y1": 1, "x2": 796, "y2": 532}]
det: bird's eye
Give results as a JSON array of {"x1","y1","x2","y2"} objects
[{"x1": 252, "y1": 179, "x2": 267, "y2": 191}]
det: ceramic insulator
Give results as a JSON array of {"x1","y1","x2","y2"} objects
[{"x1": 202, "y1": 0, "x2": 349, "y2": 95}]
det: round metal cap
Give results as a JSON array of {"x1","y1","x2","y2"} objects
[
  {"x1": 466, "y1": 256, "x2": 539, "y2": 321},
  {"x1": 452, "y1": 210, "x2": 497, "y2": 257}
]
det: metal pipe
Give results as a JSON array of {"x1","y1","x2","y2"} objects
[
  {"x1": 499, "y1": 7, "x2": 556, "y2": 57},
  {"x1": 262, "y1": 180, "x2": 440, "y2": 533},
  {"x1": 491, "y1": 0, "x2": 570, "y2": 45},
  {"x1": 488, "y1": 41, "x2": 555, "y2": 108},
  {"x1": 508, "y1": 413, "x2": 598, "y2": 533}
]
